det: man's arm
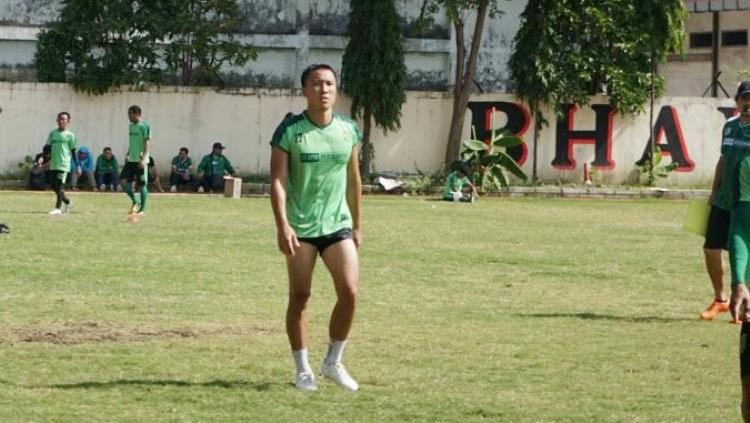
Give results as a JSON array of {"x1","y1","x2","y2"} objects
[
  {"x1": 346, "y1": 144, "x2": 362, "y2": 248},
  {"x1": 223, "y1": 157, "x2": 236, "y2": 176},
  {"x1": 270, "y1": 147, "x2": 299, "y2": 256},
  {"x1": 140, "y1": 139, "x2": 150, "y2": 168},
  {"x1": 709, "y1": 155, "x2": 725, "y2": 205}
]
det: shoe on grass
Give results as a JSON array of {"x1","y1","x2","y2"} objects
[
  {"x1": 63, "y1": 201, "x2": 73, "y2": 214},
  {"x1": 129, "y1": 203, "x2": 140, "y2": 214},
  {"x1": 320, "y1": 360, "x2": 358, "y2": 392},
  {"x1": 700, "y1": 299, "x2": 729, "y2": 320},
  {"x1": 48, "y1": 208, "x2": 62, "y2": 215},
  {"x1": 294, "y1": 371, "x2": 318, "y2": 391}
]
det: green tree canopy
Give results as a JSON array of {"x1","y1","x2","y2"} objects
[
  {"x1": 509, "y1": 0, "x2": 686, "y2": 116},
  {"x1": 35, "y1": 0, "x2": 257, "y2": 94},
  {"x1": 342, "y1": 0, "x2": 407, "y2": 179}
]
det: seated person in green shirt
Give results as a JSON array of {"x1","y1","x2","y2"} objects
[
  {"x1": 95, "y1": 146, "x2": 120, "y2": 191},
  {"x1": 443, "y1": 162, "x2": 477, "y2": 202},
  {"x1": 170, "y1": 147, "x2": 197, "y2": 192},
  {"x1": 197, "y1": 142, "x2": 237, "y2": 193}
]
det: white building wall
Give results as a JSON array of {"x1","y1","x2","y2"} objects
[{"x1": 0, "y1": 82, "x2": 734, "y2": 187}]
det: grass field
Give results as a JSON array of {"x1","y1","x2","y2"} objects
[{"x1": 0, "y1": 191, "x2": 741, "y2": 422}]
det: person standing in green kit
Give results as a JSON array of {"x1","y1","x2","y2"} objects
[{"x1": 120, "y1": 105, "x2": 151, "y2": 214}]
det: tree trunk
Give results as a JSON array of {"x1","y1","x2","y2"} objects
[
  {"x1": 443, "y1": 0, "x2": 490, "y2": 169},
  {"x1": 361, "y1": 108, "x2": 373, "y2": 181}
]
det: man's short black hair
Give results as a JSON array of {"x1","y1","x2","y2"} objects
[
  {"x1": 180, "y1": 147, "x2": 189, "y2": 154},
  {"x1": 301, "y1": 63, "x2": 337, "y2": 87},
  {"x1": 103, "y1": 146, "x2": 112, "y2": 152},
  {"x1": 57, "y1": 111, "x2": 70, "y2": 120},
  {"x1": 128, "y1": 105, "x2": 142, "y2": 114}
]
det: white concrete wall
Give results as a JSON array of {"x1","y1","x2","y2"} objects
[{"x1": 0, "y1": 82, "x2": 735, "y2": 187}]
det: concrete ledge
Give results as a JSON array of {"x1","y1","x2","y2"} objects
[{"x1": 0, "y1": 179, "x2": 711, "y2": 200}]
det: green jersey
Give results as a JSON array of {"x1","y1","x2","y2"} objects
[
  {"x1": 443, "y1": 171, "x2": 470, "y2": 196},
  {"x1": 270, "y1": 112, "x2": 361, "y2": 238},
  {"x1": 46, "y1": 129, "x2": 77, "y2": 172},
  {"x1": 715, "y1": 116, "x2": 750, "y2": 210},
  {"x1": 172, "y1": 156, "x2": 192, "y2": 173},
  {"x1": 127, "y1": 121, "x2": 151, "y2": 163},
  {"x1": 197, "y1": 154, "x2": 233, "y2": 176},
  {"x1": 96, "y1": 154, "x2": 119, "y2": 174}
]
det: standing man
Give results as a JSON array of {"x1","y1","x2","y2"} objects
[
  {"x1": 703, "y1": 82, "x2": 750, "y2": 321},
  {"x1": 46, "y1": 111, "x2": 79, "y2": 215},
  {"x1": 723, "y1": 82, "x2": 750, "y2": 422},
  {"x1": 120, "y1": 105, "x2": 151, "y2": 214},
  {"x1": 270, "y1": 64, "x2": 362, "y2": 392}
]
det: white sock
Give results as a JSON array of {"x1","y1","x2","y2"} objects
[
  {"x1": 324, "y1": 339, "x2": 347, "y2": 364},
  {"x1": 292, "y1": 349, "x2": 312, "y2": 374}
]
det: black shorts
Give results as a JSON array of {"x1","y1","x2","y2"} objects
[
  {"x1": 49, "y1": 170, "x2": 67, "y2": 190},
  {"x1": 120, "y1": 162, "x2": 146, "y2": 184},
  {"x1": 704, "y1": 205, "x2": 730, "y2": 250},
  {"x1": 298, "y1": 228, "x2": 353, "y2": 255},
  {"x1": 741, "y1": 322, "x2": 750, "y2": 378}
]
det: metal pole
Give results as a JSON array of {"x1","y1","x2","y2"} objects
[{"x1": 712, "y1": 11, "x2": 720, "y2": 97}]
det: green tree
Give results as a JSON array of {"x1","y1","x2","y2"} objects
[
  {"x1": 417, "y1": 0, "x2": 506, "y2": 169},
  {"x1": 509, "y1": 1, "x2": 685, "y2": 178},
  {"x1": 161, "y1": 0, "x2": 257, "y2": 86},
  {"x1": 511, "y1": 0, "x2": 685, "y2": 115},
  {"x1": 35, "y1": 0, "x2": 161, "y2": 94},
  {"x1": 342, "y1": 0, "x2": 407, "y2": 180},
  {"x1": 35, "y1": 0, "x2": 257, "y2": 93}
]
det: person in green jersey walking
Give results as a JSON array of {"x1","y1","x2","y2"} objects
[
  {"x1": 702, "y1": 82, "x2": 750, "y2": 321},
  {"x1": 120, "y1": 105, "x2": 151, "y2": 214},
  {"x1": 716, "y1": 83, "x2": 750, "y2": 422},
  {"x1": 46, "y1": 111, "x2": 80, "y2": 215},
  {"x1": 270, "y1": 64, "x2": 362, "y2": 392}
]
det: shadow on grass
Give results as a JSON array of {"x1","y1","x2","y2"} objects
[
  {"x1": 38, "y1": 379, "x2": 272, "y2": 391},
  {"x1": 516, "y1": 312, "x2": 696, "y2": 323}
]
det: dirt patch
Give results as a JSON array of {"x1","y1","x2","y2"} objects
[{"x1": 0, "y1": 321, "x2": 276, "y2": 345}]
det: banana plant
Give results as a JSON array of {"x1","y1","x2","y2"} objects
[{"x1": 460, "y1": 114, "x2": 527, "y2": 192}]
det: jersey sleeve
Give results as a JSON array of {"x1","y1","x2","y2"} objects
[
  {"x1": 45, "y1": 130, "x2": 53, "y2": 145},
  {"x1": 69, "y1": 133, "x2": 77, "y2": 150},
  {"x1": 350, "y1": 122, "x2": 362, "y2": 146},
  {"x1": 142, "y1": 122, "x2": 152, "y2": 140},
  {"x1": 270, "y1": 120, "x2": 291, "y2": 152},
  {"x1": 223, "y1": 157, "x2": 234, "y2": 174}
]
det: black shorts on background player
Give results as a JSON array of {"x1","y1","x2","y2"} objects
[
  {"x1": 120, "y1": 162, "x2": 145, "y2": 184},
  {"x1": 705, "y1": 205, "x2": 730, "y2": 250}
]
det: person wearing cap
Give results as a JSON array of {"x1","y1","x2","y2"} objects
[
  {"x1": 701, "y1": 81, "x2": 750, "y2": 323},
  {"x1": 722, "y1": 82, "x2": 750, "y2": 422},
  {"x1": 196, "y1": 142, "x2": 237, "y2": 193},
  {"x1": 442, "y1": 161, "x2": 477, "y2": 203}
]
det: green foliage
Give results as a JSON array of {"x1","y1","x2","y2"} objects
[
  {"x1": 636, "y1": 149, "x2": 677, "y2": 186},
  {"x1": 161, "y1": 0, "x2": 257, "y2": 86},
  {"x1": 342, "y1": 0, "x2": 407, "y2": 178},
  {"x1": 415, "y1": 0, "x2": 504, "y2": 34},
  {"x1": 34, "y1": 0, "x2": 257, "y2": 94},
  {"x1": 401, "y1": 173, "x2": 435, "y2": 195},
  {"x1": 509, "y1": 0, "x2": 686, "y2": 116},
  {"x1": 461, "y1": 123, "x2": 527, "y2": 192}
]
